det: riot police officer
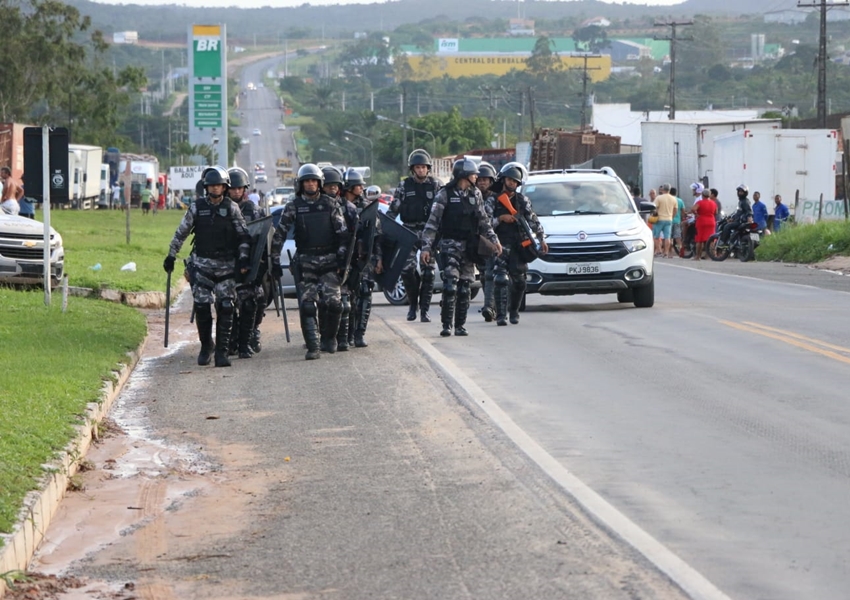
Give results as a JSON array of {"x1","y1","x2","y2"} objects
[
  {"x1": 227, "y1": 167, "x2": 275, "y2": 358},
  {"x1": 343, "y1": 168, "x2": 383, "y2": 348},
  {"x1": 387, "y1": 149, "x2": 442, "y2": 323},
  {"x1": 475, "y1": 161, "x2": 498, "y2": 322},
  {"x1": 276, "y1": 164, "x2": 350, "y2": 360},
  {"x1": 421, "y1": 159, "x2": 501, "y2": 337},
  {"x1": 486, "y1": 163, "x2": 547, "y2": 326},
  {"x1": 322, "y1": 165, "x2": 357, "y2": 352},
  {"x1": 163, "y1": 166, "x2": 251, "y2": 367}
]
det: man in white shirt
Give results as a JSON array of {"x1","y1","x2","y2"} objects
[{"x1": 247, "y1": 188, "x2": 261, "y2": 206}]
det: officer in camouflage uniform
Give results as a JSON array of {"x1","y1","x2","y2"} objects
[
  {"x1": 276, "y1": 164, "x2": 350, "y2": 360},
  {"x1": 343, "y1": 169, "x2": 383, "y2": 348},
  {"x1": 475, "y1": 161, "x2": 498, "y2": 322},
  {"x1": 227, "y1": 167, "x2": 275, "y2": 358},
  {"x1": 485, "y1": 162, "x2": 548, "y2": 326},
  {"x1": 322, "y1": 165, "x2": 357, "y2": 352},
  {"x1": 421, "y1": 159, "x2": 501, "y2": 337},
  {"x1": 387, "y1": 149, "x2": 442, "y2": 323},
  {"x1": 163, "y1": 166, "x2": 251, "y2": 367}
]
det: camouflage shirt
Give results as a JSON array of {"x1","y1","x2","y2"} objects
[{"x1": 421, "y1": 182, "x2": 498, "y2": 254}]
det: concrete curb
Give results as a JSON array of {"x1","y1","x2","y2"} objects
[
  {"x1": 68, "y1": 278, "x2": 188, "y2": 309},
  {"x1": 0, "y1": 338, "x2": 147, "y2": 597}
]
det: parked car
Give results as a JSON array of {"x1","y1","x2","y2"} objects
[
  {"x1": 0, "y1": 214, "x2": 64, "y2": 286},
  {"x1": 520, "y1": 167, "x2": 655, "y2": 308},
  {"x1": 267, "y1": 186, "x2": 294, "y2": 206}
]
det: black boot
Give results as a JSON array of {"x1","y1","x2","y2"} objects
[
  {"x1": 195, "y1": 303, "x2": 214, "y2": 366},
  {"x1": 301, "y1": 302, "x2": 320, "y2": 360},
  {"x1": 237, "y1": 298, "x2": 256, "y2": 358},
  {"x1": 402, "y1": 272, "x2": 419, "y2": 321},
  {"x1": 440, "y1": 287, "x2": 456, "y2": 337},
  {"x1": 354, "y1": 289, "x2": 372, "y2": 348},
  {"x1": 495, "y1": 285, "x2": 508, "y2": 327},
  {"x1": 250, "y1": 303, "x2": 264, "y2": 353},
  {"x1": 419, "y1": 268, "x2": 435, "y2": 323},
  {"x1": 482, "y1": 269, "x2": 495, "y2": 321},
  {"x1": 509, "y1": 285, "x2": 524, "y2": 325},
  {"x1": 454, "y1": 281, "x2": 470, "y2": 336},
  {"x1": 228, "y1": 310, "x2": 239, "y2": 356},
  {"x1": 214, "y1": 301, "x2": 234, "y2": 367},
  {"x1": 337, "y1": 293, "x2": 350, "y2": 352},
  {"x1": 321, "y1": 304, "x2": 341, "y2": 354}
]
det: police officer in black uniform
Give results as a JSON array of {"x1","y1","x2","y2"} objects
[{"x1": 387, "y1": 149, "x2": 443, "y2": 322}]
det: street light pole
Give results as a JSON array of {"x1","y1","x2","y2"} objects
[
  {"x1": 344, "y1": 130, "x2": 373, "y2": 179},
  {"x1": 376, "y1": 114, "x2": 437, "y2": 163},
  {"x1": 328, "y1": 141, "x2": 352, "y2": 165}
]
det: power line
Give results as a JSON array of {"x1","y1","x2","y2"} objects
[
  {"x1": 797, "y1": 0, "x2": 849, "y2": 127},
  {"x1": 654, "y1": 20, "x2": 693, "y2": 121}
]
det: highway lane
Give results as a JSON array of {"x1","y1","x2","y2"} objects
[{"x1": 376, "y1": 262, "x2": 850, "y2": 600}]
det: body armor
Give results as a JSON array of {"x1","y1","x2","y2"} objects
[
  {"x1": 400, "y1": 177, "x2": 437, "y2": 225},
  {"x1": 440, "y1": 186, "x2": 477, "y2": 241},
  {"x1": 294, "y1": 196, "x2": 336, "y2": 254},
  {"x1": 193, "y1": 198, "x2": 238, "y2": 260}
]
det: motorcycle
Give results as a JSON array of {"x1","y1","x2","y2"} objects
[{"x1": 707, "y1": 217, "x2": 761, "y2": 262}]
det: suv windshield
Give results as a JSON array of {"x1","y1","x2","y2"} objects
[{"x1": 522, "y1": 180, "x2": 635, "y2": 216}]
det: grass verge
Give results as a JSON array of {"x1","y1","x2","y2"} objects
[
  {"x1": 38, "y1": 208, "x2": 185, "y2": 293},
  {"x1": 756, "y1": 221, "x2": 850, "y2": 263},
  {"x1": 0, "y1": 289, "x2": 146, "y2": 542}
]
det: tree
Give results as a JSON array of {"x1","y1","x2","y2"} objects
[
  {"x1": 526, "y1": 36, "x2": 562, "y2": 82},
  {"x1": 572, "y1": 25, "x2": 610, "y2": 54}
]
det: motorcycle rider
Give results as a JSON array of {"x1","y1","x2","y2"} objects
[
  {"x1": 421, "y1": 159, "x2": 501, "y2": 337},
  {"x1": 718, "y1": 184, "x2": 753, "y2": 248},
  {"x1": 486, "y1": 162, "x2": 547, "y2": 326},
  {"x1": 343, "y1": 169, "x2": 383, "y2": 348},
  {"x1": 322, "y1": 166, "x2": 358, "y2": 352},
  {"x1": 164, "y1": 167, "x2": 251, "y2": 367},
  {"x1": 475, "y1": 161, "x2": 498, "y2": 322},
  {"x1": 276, "y1": 164, "x2": 351, "y2": 360},
  {"x1": 387, "y1": 149, "x2": 443, "y2": 323}
]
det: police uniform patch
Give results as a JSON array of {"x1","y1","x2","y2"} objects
[
  {"x1": 426, "y1": 191, "x2": 433, "y2": 199},
  {"x1": 469, "y1": 197, "x2": 475, "y2": 205},
  {"x1": 219, "y1": 207, "x2": 228, "y2": 217}
]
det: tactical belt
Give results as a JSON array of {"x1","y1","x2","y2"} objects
[{"x1": 300, "y1": 246, "x2": 334, "y2": 256}]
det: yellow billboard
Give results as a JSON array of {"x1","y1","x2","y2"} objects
[{"x1": 403, "y1": 54, "x2": 611, "y2": 81}]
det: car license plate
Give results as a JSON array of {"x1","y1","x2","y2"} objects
[
  {"x1": 750, "y1": 233, "x2": 760, "y2": 242},
  {"x1": 567, "y1": 263, "x2": 600, "y2": 275}
]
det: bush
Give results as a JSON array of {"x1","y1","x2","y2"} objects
[{"x1": 757, "y1": 220, "x2": 850, "y2": 263}]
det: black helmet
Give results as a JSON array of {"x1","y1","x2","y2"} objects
[
  {"x1": 296, "y1": 163, "x2": 323, "y2": 194},
  {"x1": 195, "y1": 179, "x2": 205, "y2": 198},
  {"x1": 408, "y1": 149, "x2": 432, "y2": 169},
  {"x1": 477, "y1": 161, "x2": 497, "y2": 180},
  {"x1": 736, "y1": 184, "x2": 749, "y2": 194},
  {"x1": 498, "y1": 161, "x2": 528, "y2": 185},
  {"x1": 343, "y1": 168, "x2": 366, "y2": 191},
  {"x1": 202, "y1": 166, "x2": 230, "y2": 188},
  {"x1": 228, "y1": 167, "x2": 250, "y2": 189},
  {"x1": 321, "y1": 166, "x2": 344, "y2": 187},
  {"x1": 451, "y1": 158, "x2": 479, "y2": 182}
]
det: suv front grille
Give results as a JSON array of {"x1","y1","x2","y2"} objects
[
  {"x1": 0, "y1": 247, "x2": 44, "y2": 260},
  {"x1": 542, "y1": 241, "x2": 629, "y2": 263},
  {"x1": 1, "y1": 232, "x2": 53, "y2": 241}
]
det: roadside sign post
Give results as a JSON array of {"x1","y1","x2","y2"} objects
[{"x1": 42, "y1": 126, "x2": 51, "y2": 305}]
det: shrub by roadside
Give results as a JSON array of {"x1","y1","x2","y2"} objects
[
  {"x1": 757, "y1": 221, "x2": 850, "y2": 263},
  {"x1": 0, "y1": 289, "x2": 146, "y2": 544}
]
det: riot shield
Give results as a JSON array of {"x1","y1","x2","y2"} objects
[
  {"x1": 376, "y1": 212, "x2": 418, "y2": 291},
  {"x1": 245, "y1": 215, "x2": 274, "y2": 284}
]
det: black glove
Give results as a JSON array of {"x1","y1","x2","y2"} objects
[
  {"x1": 337, "y1": 254, "x2": 348, "y2": 272},
  {"x1": 272, "y1": 262, "x2": 283, "y2": 278},
  {"x1": 163, "y1": 255, "x2": 175, "y2": 273},
  {"x1": 237, "y1": 255, "x2": 251, "y2": 272}
]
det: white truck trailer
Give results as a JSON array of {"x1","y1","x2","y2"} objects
[
  {"x1": 712, "y1": 128, "x2": 840, "y2": 220},
  {"x1": 68, "y1": 144, "x2": 104, "y2": 209},
  {"x1": 641, "y1": 119, "x2": 781, "y2": 206}
]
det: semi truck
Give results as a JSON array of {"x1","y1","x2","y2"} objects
[
  {"x1": 119, "y1": 153, "x2": 159, "y2": 208},
  {"x1": 68, "y1": 144, "x2": 104, "y2": 209},
  {"x1": 712, "y1": 128, "x2": 840, "y2": 221},
  {"x1": 641, "y1": 119, "x2": 781, "y2": 206}
]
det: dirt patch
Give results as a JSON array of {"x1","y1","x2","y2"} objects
[
  {"x1": 812, "y1": 255, "x2": 850, "y2": 275},
  {"x1": 2, "y1": 573, "x2": 135, "y2": 600}
]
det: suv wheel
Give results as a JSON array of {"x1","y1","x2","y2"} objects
[{"x1": 632, "y1": 280, "x2": 654, "y2": 308}]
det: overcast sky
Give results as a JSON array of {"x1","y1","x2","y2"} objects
[{"x1": 96, "y1": 0, "x2": 684, "y2": 8}]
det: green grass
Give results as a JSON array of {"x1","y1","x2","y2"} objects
[
  {"x1": 0, "y1": 289, "x2": 146, "y2": 540},
  {"x1": 757, "y1": 220, "x2": 850, "y2": 263},
  {"x1": 39, "y1": 208, "x2": 185, "y2": 292}
]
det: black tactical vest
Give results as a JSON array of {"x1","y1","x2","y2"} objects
[
  {"x1": 440, "y1": 185, "x2": 477, "y2": 241},
  {"x1": 399, "y1": 176, "x2": 437, "y2": 226},
  {"x1": 493, "y1": 193, "x2": 522, "y2": 244},
  {"x1": 193, "y1": 197, "x2": 238, "y2": 260},
  {"x1": 294, "y1": 195, "x2": 336, "y2": 254},
  {"x1": 240, "y1": 199, "x2": 262, "y2": 223}
]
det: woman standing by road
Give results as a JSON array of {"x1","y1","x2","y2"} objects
[{"x1": 693, "y1": 187, "x2": 717, "y2": 260}]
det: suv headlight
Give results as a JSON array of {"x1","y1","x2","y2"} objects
[{"x1": 623, "y1": 239, "x2": 647, "y2": 253}]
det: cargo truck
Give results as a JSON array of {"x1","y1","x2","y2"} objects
[{"x1": 68, "y1": 144, "x2": 104, "y2": 209}]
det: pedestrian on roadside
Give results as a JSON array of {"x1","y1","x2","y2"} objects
[
  {"x1": 752, "y1": 191, "x2": 768, "y2": 231},
  {"x1": 710, "y1": 188, "x2": 722, "y2": 222},
  {"x1": 773, "y1": 194, "x2": 790, "y2": 232},
  {"x1": 670, "y1": 186, "x2": 686, "y2": 258},
  {"x1": 631, "y1": 187, "x2": 646, "y2": 212},
  {"x1": 248, "y1": 188, "x2": 261, "y2": 206},
  {"x1": 112, "y1": 185, "x2": 121, "y2": 210},
  {"x1": 652, "y1": 184, "x2": 678, "y2": 258},
  {"x1": 692, "y1": 188, "x2": 717, "y2": 260},
  {"x1": 0, "y1": 167, "x2": 21, "y2": 216},
  {"x1": 140, "y1": 182, "x2": 153, "y2": 215}
]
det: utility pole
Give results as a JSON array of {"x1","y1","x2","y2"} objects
[
  {"x1": 568, "y1": 55, "x2": 601, "y2": 130},
  {"x1": 798, "y1": 0, "x2": 848, "y2": 127},
  {"x1": 480, "y1": 85, "x2": 496, "y2": 121},
  {"x1": 655, "y1": 20, "x2": 693, "y2": 121},
  {"x1": 527, "y1": 87, "x2": 536, "y2": 137}
]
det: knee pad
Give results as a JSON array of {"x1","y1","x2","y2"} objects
[
  {"x1": 326, "y1": 300, "x2": 343, "y2": 315},
  {"x1": 194, "y1": 302, "x2": 212, "y2": 320},
  {"x1": 216, "y1": 298, "x2": 235, "y2": 316},
  {"x1": 494, "y1": 271, "x2": 510, "y2": 286},
  {"x1": 512, "y1": 278, "x2": 527, "y2": 295},
  {"x1": 421, "y1": 268, "x2": 436, "y2": 286},
  {"x1": 457, "y1": 279, "x2": 470, "y2": 297},
  {"x1": 360, "y1": 279, "x2": 374, "y2": 296},
  {"x1": 242, "y1": 297, "x2": 257, "y2": 315},
  {"x1": 340, "y1": 293, "x2": 351, "y2": 314},
  {"x1": 443, "y1": 276, "x2": 457, "y2": 295},
  {"x1": 301, "y1": 301, "x2": 317, "y2": 318}
]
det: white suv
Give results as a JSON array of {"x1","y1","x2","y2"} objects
[
  {"x1": 521, "y1": 168, "x2": 655, "y2": 308},
  {"x1": 0, "y1": 214, "x2": 65, "y2": 286}
]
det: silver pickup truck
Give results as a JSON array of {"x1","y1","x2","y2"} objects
[{"x1": 0, "y1": 214, "x2": 65, "y2": 286}]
